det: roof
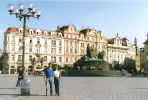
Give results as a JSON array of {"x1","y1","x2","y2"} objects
[
  {"x1": 6, "y1": 27, "x2": 65, "y2": 38},
  {"x1": 6, "y1": 28, "x2": 18, "y2": 33},
  {"x1": 107, "y1": 38, "x2": 115, "y2": 44},
  {"x1": 59, "y1": 24, "x2": 77, "y2": 32},
  {"x1": 122, "y1": 37, "x2": 129, "y2": 41}
]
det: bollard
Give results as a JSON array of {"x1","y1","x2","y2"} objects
[{"x1": 21, "y1": 79, "x2": 31, "y2": 96}]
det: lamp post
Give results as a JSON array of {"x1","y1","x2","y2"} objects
[{"x1": 8, "y1": 4, "x2": 41, "y2": 73}]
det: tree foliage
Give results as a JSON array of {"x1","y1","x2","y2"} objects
[
  {"x1": 113, "y1": 61, "x2": 124, "y2": 71},
  {"x1": 0, "y1": 52, "x2": 9, "y2": 74},
  {"x1": 123, "y1": 57, "x2": 136, "y2": 73}
]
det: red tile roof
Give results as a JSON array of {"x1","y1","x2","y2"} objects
[{"x1": 6, "y1": 28, "x2": 18, "y2": 33}]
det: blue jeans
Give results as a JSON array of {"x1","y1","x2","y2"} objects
[
  {"x1": 54, "y1": 77, "x2": 60, "y2": 95},
  {"x1": 48, "y1": 77, "x2": 54, "y2": 95},
  {"x1": 16, "y1": 79, "x2": 22, "y2": 87}
]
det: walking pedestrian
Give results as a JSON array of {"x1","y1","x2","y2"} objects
[
  {"x1": 43, "y1": 63, "x2": 54, "y2": 96},
  {"x1": 16, "y1": 67, "x2": 24, "y2": 87},
  {"x1": 54, "y1": 65, "x2": 61, "y2": 96}
]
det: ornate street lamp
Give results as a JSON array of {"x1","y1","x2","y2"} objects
[{"x1": 8, "y1": 4, "x2": 41, "y2": 73}]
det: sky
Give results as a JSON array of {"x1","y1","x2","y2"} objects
[{"x1": 0, "y1": 0, "x2": 148, "y2": 49}]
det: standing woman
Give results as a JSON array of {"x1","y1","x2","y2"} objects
[{"x1": 54, "y1": 65, "x2": 61, "y2": 96}]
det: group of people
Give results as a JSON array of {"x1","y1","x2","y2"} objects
[
  {"x1": 44, "y1": 63, "x2": 61, "y2": 96},
  {"x1": 16, "y1": 63, "x2": 61, "y2": 96}
]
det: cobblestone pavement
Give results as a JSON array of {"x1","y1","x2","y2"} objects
[{"x1": 0, "y1": 75, "x2": 148, "y2": 100}]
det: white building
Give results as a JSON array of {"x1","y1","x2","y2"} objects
[
  {"x1": 4, "y1": 27, "x2": 64, "y2": 74},
  {"x1": 4, "y1": 25, "x2": 137, "y2": 74}
]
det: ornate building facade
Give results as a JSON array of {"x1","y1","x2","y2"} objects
[{"x1": 4, "y1": 24, "x2": 137, "y2": 74}]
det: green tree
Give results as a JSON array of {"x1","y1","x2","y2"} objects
[
  {"x1": 113, "y1": 61, "x2": 124, "y2": 71},
  {"x1": 123, "y1": 57, "x2": 136, "y2": 73},
  {"x1": 0, "y1": 52, "x2": 9, "y2": 74}
]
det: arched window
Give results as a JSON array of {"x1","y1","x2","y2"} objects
[
  {"x1": 19, "y1": 28, "x2": 23, "y2": 33},
  {"x1": 36, "y1": 30, "x2": 41, "y2": 35},
  {"x1": 37, "y1": 32, "x2": 39, "y2": 35},
  {"x1": 30, "y1": 30, "x2": 33, "y2": 35},
  {"x1": 30, "y1": 39, "x2": 32, "y2": 43}
]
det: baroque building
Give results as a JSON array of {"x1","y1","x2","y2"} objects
[{"x1": 4, "y1": 24, "x2": 137, "y2": 74}]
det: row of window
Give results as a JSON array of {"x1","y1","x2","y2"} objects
[
  {"x1": 11, "y1": 55, "x2": 62, "y2": 62},
  {"x1": 8, "y1": 45, "x2": 63, "y2": 53},
  {"x1": 65, "y1": 57, "x2": 77, "y2": 63},
  {"x1": 108, "y1": 49, "x2": 128, "y2": 53},
  {"x1": 64, "y1": 33, "x2": 94, "y2": 41},
  {"x1": 7, "y1": 36, "x2": 63, "y2": 46},
  {"x1": 108, "y1": 54, "x2": 126, "y2": 63},
  {"x1": 10, "y1": 55, "x2": 76, "y2": 63},
  {"x1": 19, "y1": 29, "x2": 51, "y2": 36},
  {"x1": 18, "y1": 29, "x2": 63, "y2": 39},
  {"x1": 66, "y1": 48, "x2": 78, "y2": 54}
]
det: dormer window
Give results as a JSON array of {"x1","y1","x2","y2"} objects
[
  {"x1": 30, "y1": 31, "x2": 33, "y2": 35},
  {"x1": 37, "y1": 32, "x2": 39, "y2": 35},
  {"x1": 19, "y1": 29, "x2": 23, "y2": 33},
  {"x1": 36, "y1": 29, "x2": 41, "y2": 35},
  {"x1": 30, "y1": 30, "x2": 33, "y2": 35},
  {"x1": 30, "y1": 39, "x2": 32, "y2": 43}
]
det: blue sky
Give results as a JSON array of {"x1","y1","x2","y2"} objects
[{"x1": 0, "y1": 0, "x2": 148, "y2": 49}]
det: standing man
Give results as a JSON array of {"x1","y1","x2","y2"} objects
[
  {"x1": 43, "y1": 63, "x2": 54, "y2": 96},
  {"x1": 16, "y1": 67, "x2": 24, "y2": 87}
]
